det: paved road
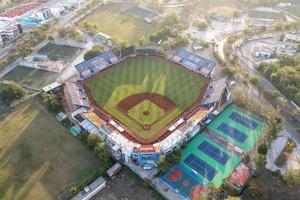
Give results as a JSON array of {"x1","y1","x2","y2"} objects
[{"x1": 235, "y1": 30, "x2": 300, "y2": 146}]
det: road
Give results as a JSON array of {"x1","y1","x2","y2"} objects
[{"x1": 234, "y1": 30, "x2": 300, "y2": 146}]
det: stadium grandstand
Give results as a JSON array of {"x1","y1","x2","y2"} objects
[
  {"x1": 64, "y1": 80, "x2": 90, "y2": 113},
  {"x1": 201, "y1": 77, "x2": 230, "y2": 109},
  {"x1": 170, "y1": 49, "x2": 216, "y2": 77},
  {"x1": 75, "y1": 49, "x2": 119, "y2": 79}
]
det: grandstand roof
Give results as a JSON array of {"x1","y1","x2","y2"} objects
[
  {"x1": 202, "y1": 77, "x2": 227, "y2": 106},
  {"x1": 75, "y1": 50, "x2": 118, "y2": 77},
  {"x1": 65, "y1": 81, "x2": 90, "y2": 108},
  {"x1": 82, "y1": 111, "x2": 104, "y2": 128},
  {"x1": 171, "y1": 49, "x2": 216, "y2": 77}
]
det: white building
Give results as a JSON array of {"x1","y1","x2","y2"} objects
[
  {"x1": 254, "y1": 49, "x2": 274, "y2": 58},
  {"x1": 284, "y1": 33, "x2": 300, "y2": 43},
  {"x1": 0, "y1": 17, "x2": 23, "y2": 46}
]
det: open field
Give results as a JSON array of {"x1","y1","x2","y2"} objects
[
  {"x1": 93, "y1": 167, "x2": 164, "y2": 200},
  {"x1": 37, "y1": 43, "x2": 82, "y2": 63},
  {"x1": 85, "y1": 56, "x2": 208, "y2": 142},
  {"x1": 2, "y1": 66, "x2": 58, "y2": 89},
  {"x1": 79, "y1": 3, "x2": 157, "y2": 44},
  {"x1": 208, "y1": 6, "x2": 237, "y2": 17},
  {"x1": 0, "y1": 100, "x2": 100, "y2": 200}
]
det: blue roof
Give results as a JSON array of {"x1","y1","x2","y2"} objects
[
  {"x1": 75, "y1": 50, "x2": 119, "y2": 74},
  {"x1": 171, "y1": 49, "x2": 216, "y2": 76}
]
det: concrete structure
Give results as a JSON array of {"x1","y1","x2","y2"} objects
[{"x1": 71, "y1": 176, "x2": 106, "y2": 200}]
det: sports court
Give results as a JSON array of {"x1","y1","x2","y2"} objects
[
  {"x1": 162, "y1": 105, "x2": 266, "y2": 198},
  {"x1": 208, "y1": 105, "x2": 266, "y2": 151},
  {"x1": 180, "y1": 134, "x2": 241, "y2": 187},
  {"x1": 162, "y1": 165, "x2": 206, "y2": 200}
]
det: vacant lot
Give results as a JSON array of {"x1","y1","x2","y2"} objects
[
  {"x1": 37, "y1": 43, "x2": 82, "y2": 63},
  {"x1": 0, "y1": 100, "x2": 100, "y2": 200},
  {"x1": 208, "y1": 6, "x2": 237, "y2": 17},
  {"x1": 2, "y1": 66, "x2": 58, "y2": 89},
  {"x1": 92, "y1": 167, "x2": 164, "y2": 200},
  {"x1": 79, "y1": 3, "x2": 157, "y2": 44},
  {"x1": 85, "y1": 56, "x2": 208, "y2": 142}
]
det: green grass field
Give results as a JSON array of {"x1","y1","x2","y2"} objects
[
  {"x1": 86, "y1": 56, "x2": 207, "y2": 141},
  {"x1": 0, "y1": 100, "x2": 99, "y2": 200},
  {"x1": 79, "y1": 3, "x2": 158, "y2": 44}
]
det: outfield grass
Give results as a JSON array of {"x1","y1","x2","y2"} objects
[
  {"x1": 79, "y1": 3, "x2": 158, "y2": 44},
  {"x1": 0, "y1": 100, "x2": 99, "y2": 200},
  {"x1": 86, "y1": 56, "x2": 207, "y2": 140},
  {"x1": 2, "y1": 66, "x2": 58, "y2": 89}
]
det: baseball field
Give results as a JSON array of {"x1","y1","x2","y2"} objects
[{"x1": 84, "y1": 56, "x2": 208, "y2": 143}]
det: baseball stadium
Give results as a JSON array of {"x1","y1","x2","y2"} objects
[{"x1": 83, "y1": 55, "x2": 209, "y2": 144}]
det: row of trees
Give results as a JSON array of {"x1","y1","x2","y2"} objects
[
  {"x1": 79, "y1": 133, "x2": 113, "y2": 174},
  {"x1": 83, "y1": 45, "x2": 105, "y2": 60},
  {"x1": 258, "y1": 55, "x2": 300, "y2": 105}
]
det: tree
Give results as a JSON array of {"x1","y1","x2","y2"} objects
[
  {"x1": 41, "y1": 92, "x2": 63, "y2": 112},
  {"x1": 284, "y1": 169, "x2": 300, "y2": 185},
  {"x1": 161, "y1": 12, "x2": 179, "y2": 27},
  {"x1": 249, "y1": 75, "x2": 260, "y2": 86},
  {"x1": 197, "y1": 21, "x2": 208, "y2": 30},
  {"x1": 0, "y1": 82, "x2": 25, "y2": 102},
  {"x1": 138, "y1": 38, "x2": 147, "y2": 47},
  {"x1": 86, "y1": 134, "x2": 102, "y2": 149},
  {"x1": 258, "y1": 143, "x2": 268, "y2": 155},
  {"x1": 17, "y1": 42, "x2": 32, "y2": 57},
  {"x1": 84, "y1": 45, "x2": 105, "y2": 60},
  {"x1": 221, "y1": 66, "x2": 235, "y2": 78},
  {"x1": 248, "y1": 180, "x2": 263, "y2": 198}
]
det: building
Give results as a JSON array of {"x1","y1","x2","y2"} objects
[
  {"x1": 248, "y1": 7, "x2": 285, "y2": 26},
  {"x1": 132, "y1": 145, "x2": 160, "y2": 169},
  {"x1": 0, "y1": 17, "x2": 23, "y2": 46},
  {"x1": 75, "y1": 50, "x2": 119, "y2": 79},
  {"x1": 201, "y1": 78, "x2": 230, "y2": 109},
  {"x1": 71, "y1": 176, "x2": 106, "y2": 200},
  {"x1": 284, "y1": 33, "x2": 300, "y2": 43},
  {"x1": 64, "y1": 81, "x2": 90, "y2": 113},
  {"x1": 106, "y1": 162, "x2": 122, "y2": 178},
  {"x1": 227, "y1": 163, "x2": 251, "y2": 193},
  {"x1": 254, "y1": 49, "x2": 274, "y2": 58},
  {"x1": 170, "y1": 49, "x2": 216, "y2": 77}
]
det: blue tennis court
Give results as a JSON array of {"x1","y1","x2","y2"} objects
[
  {"x1": 217, "y1": 123, "x2": 248, "y2": 143},
  {"x1": 198, "y1": 141, "x2": 230, "y2": 165},
  {"x1": 229, "y1": 112, "x2": 258, "y2": 130},
  {"x1": 184, "y1": 153, "x2": 218, "y2": 181}
]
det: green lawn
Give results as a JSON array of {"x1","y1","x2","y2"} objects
[
  {"x1": 79, "y1": 3, "x2": 158, "y2": 44},
  {"x1": 0, "y1": 100, "x2": 99, "y2": 200},
  {"x1": 2, "y1": 66, "x2": 58, "y2": 89},
  {"x1": 86, "y1": 56, "x2": 207, "y2": 140}
]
